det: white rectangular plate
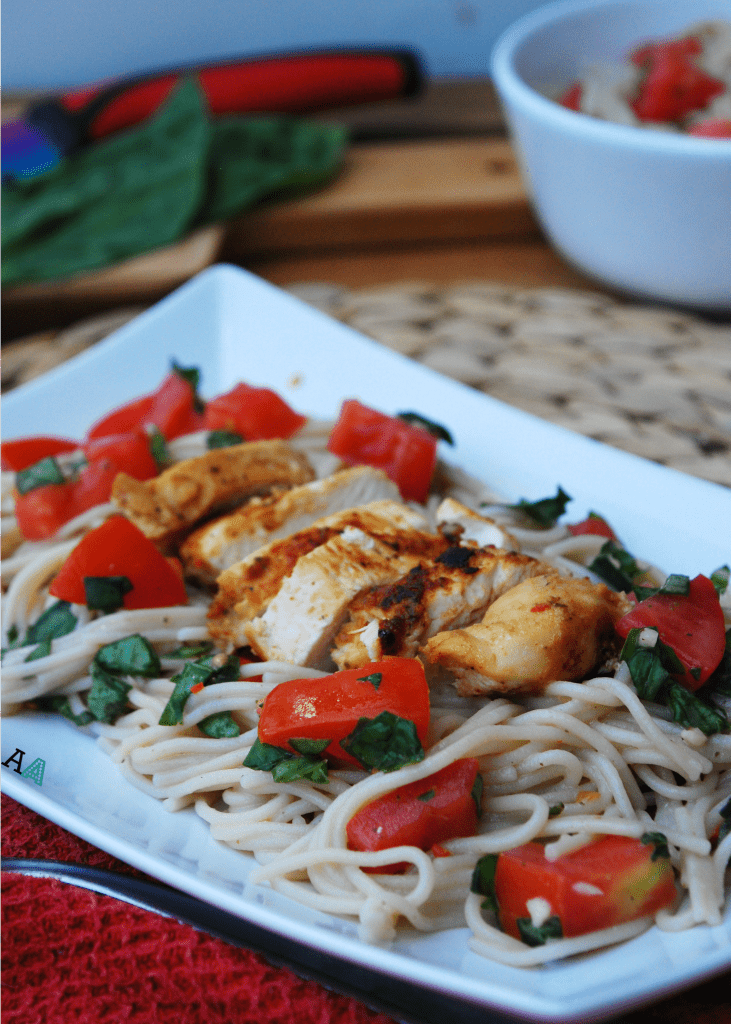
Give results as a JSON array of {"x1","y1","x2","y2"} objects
[{"x1": 3, "y1": 265, "x2": 731, "y2": 1022}]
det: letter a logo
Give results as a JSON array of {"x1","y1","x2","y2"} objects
[
  {"x1": 2, "y1": 748, "x2": 25, "y2": 774},
  {"x1": 21, "y1": 758, "x2": 46, "y2": 786}
]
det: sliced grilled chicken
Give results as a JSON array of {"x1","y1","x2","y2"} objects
[
  {"x1": 111, "y1": 440, "x2": 314, "y2": 550},
  {"x1": 435, "y1": 497, "x2": 519, "y2": 550},
  {"x1": 180, "y1": 466, "x2": 400, "y2": 585},
  {"x1": 422, "y1": 574, "x2": 630, "y2": 695},
  {"x1": 331, "y1": 545, "x2": 553, "y2": 670},
  {"x1": 207, "y1": 500, "x2": 435, "y2": 649}
]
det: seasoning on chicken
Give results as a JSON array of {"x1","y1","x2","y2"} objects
[
  {"x1": 111, "y1": 440, "x2": 314, "y2": 550},
  {"x1": 435, "y1": 497, "x2": 519, "y2": 550},
  {"x1": 422, "y1": 574, "x2": 631, "y2": 695},
  {"x1": 331, "y1": 545, "x2": 553, "y2": 670},
  {"x1": 180, "y1": 466, "x2": 400, "y2": 585},
  {"x1": 207, "y1": 499, "x2": 436, "y2": 650}
]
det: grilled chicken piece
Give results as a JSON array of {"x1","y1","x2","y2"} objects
[
  {"x1": 207, "y1": 500, "x2": 435, "y2": 649},
  {"x1": 435, "y1": 498, "x2": 519, "y2": 550},
  {"x1": 111, "y1": 440, "x2": 314, "y2": 550},
  {"x1": 422, "y1": 574, "x2": 630, "y2": 695},
  {"x1": 180, "y1": 466, "x2": 400, "y2": 585},
  {"x1": 331, "y1": 545, "x2": 553, "y2": 670}
]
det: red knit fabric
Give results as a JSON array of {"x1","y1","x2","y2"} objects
[{"x1": 2, "y1": 796, "x2": 396, "y2": 1024}]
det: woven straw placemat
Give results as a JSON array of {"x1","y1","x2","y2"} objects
[{"x1": 3, "y1": 282, "x2": 730, "y2": 487}]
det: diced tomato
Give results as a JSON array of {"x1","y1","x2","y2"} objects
[
  {"x1": 1, "y1": 436, "x2": 79, "y2": 472},
  {"x1": 48, "y1": 516, "x2": 188, "y2": 609},
  {"x1": 71, "y1": 459, "x2": 121, "y2": 514},
  {"x1": 82, "y1": 429, "x2": 158, "y2": 481},
  {"x1": 327, "y1": 399, "x2": 437, "y2": 503},
  {"x1": 629, "y1": 37, "x2": 725, "y2": 122},
  {"x1": 347, "y1": 758, "x2": 482, "y2": 873},
  {"x1": 688, "y1": 118, "x2": 731, "y2": 138},
  {"x1": 558, "y1": 83, "x2": 583, "y2": 111},
  {"x1": 567, "y1": 514, "x2": 616, "y2": 539},
  {"x1": 13, "y1": 482, "x2": 78, "y2": 541},
  {"x1": 203, "y1": 382, "x2": 306, "y2": 440},
  {"x1": 257, "y1": 658, "x2": 430, "y2": 769},
  {"x1": 494, "y1": 835, "x2": 676, "y2": 941},
  {"x1": 85, "y1": 371, "x2": 204, "y2": 443},
  {"x1": 616, "y1": 574, "x2": 726, "y2": 690}
]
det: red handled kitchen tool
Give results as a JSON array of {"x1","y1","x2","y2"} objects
[{"x1": 2, "y1": 49, "x2": 421, "y2": 180}]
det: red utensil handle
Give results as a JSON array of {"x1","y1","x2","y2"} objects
[{"x1": 59, "y1": 50, "x2": 421, "y2": 141}]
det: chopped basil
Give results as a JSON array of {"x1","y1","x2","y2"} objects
[
  {"x1": 158, "y1": 652, "x2": 240, "y2": 725},
  {"x1": 86, "y1": 661, "x2": 133, "y2": 723},
  {"x1": 621, "y1": 628, "x2": 727, "y2": 735},
  {"x1": 24, "y1": 640, "x2": 51, "y2": 662},
  {"x1": 340, "y1": 711, "x2": 425, "y2": 773},
  {"x1": 417, "y1": 788, "x2": 436, "y2": 803},
  {"x1": 207, "y1": 430, "x2": 243, "y2": 449},
  {"x1": 95, "y1": 634, "x2": 161, "y2": 677},
  {"x1": 711, "y1": 565, "x2": 731, "y2": 597},
  {"x1": 510, "y1": 486, "x2": 571, "y2": 528},
  {"x1": 471, "y1": 773, "x2": 484, "y2": 818},
  {"x1": 707, "y1": 631, "x2": 731, "y2": 696},
  {"x1": 26, "y1": 601, "x2": 78, "y2": 644},
  {"x1": 172, "y1": 360, "x2": 204, "y2": 413},
  {"x1": 718, "y1": 798, "x2": 731, "y2": 843},
  {"x1": 166, "y1": 640, "x2": 215, "y2": 659},
  {"x1": 198, "y1": 711, "x2": 240, "y2": 738},
  {"x1": 83, "y1": 575, "x2": 134, "y2": 613},
  {"x1": 397, "y1": 412, "x2": 454, "y2": 445},
  {"x1": 357, "y1": 672, "x2": 382, "y2": 690},
  {"x1": 15, "y1": 456, "x2": 65, "y2": 495},
  {"x1": 517, "y1": 915, "x2": 563, "y2": 947},
  {"x1": 658, "y1": 574, "x2": 690, "y2": 596},
  {"x1": 470, "y1": 853, "x2": 499, "y2": 912},
  {"x1": 36, "y1": 695, "x2": 95, "y2": 727},
  {"x1": 289, "y1": 738, "x2": 331, "y2": 757},
  {"x1": 243, "y1": 736, "x2": 329, "y2": 784},
  {"x1": 148, "y1": 427, "x2": 170, "y2": 470},
  {"x1": 641, "y1": 831, "x2": 670, "y2": 861},
  {"x1": 549, "y1": 803, "x2": 564, "y2": 817},
  {"x1": 589, "y1": 540, "x2": 644, "y2": 592}
]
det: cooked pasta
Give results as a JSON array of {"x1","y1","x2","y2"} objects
[{"x1": 2, "y1": 395, "x2": 730, "y2": 966}]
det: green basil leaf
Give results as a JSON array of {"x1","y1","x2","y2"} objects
[
  {"x1": 288, "y1": 738, "x2": 331, "y2": 757},
  {"x1": 589, "y1": 540, "x2": 643, "y2": 592},
  {"x1": 711, "y1": 565, "x2": 730, "y2": 597},
  {"x1": 206, "y1": 430, "x2": 243, "y2": 449},
  {"x1": 471, "y1": 773, "x2": 484, "y2": 818},
  {"x1": 340, "y1": 711, "x2": 424, "y2": 773},
  {"x1": 641, "y1": 831, "x2": 670, "y2": 861},
  {"x1": 198, "y1": 711, "x2": 240, "y2": 738},
  {"x1": 15, "y1": 456, "x2": 65, "y2": 495},
  {"x1": 148, "y1": 426, "x2": 170, "y2": 470},
  {"x1": 86, "y1": 661, "x2": 132, "y2": 723},
  {"x1": 95, "y1": 634, "x2": 161, "y2": 677},
  {"x1": 707, "y1": 631, "x2": 731, "y2": 696},
  {"x1": 35, "y1": 695, "x2": 95, "y2": 727},
  {"x1": 158, "y1": 661, "x2": 212, "y2": 725},
  {"x1": 25, "y1": 639, "x2": 51, "y2": 662},
  {"x1": 243, "y1": 737, "x2": 329, "y2": 783},
  {"x1": 417, "y1": 788, "x2": 436, "y2": 803},
  {"x1": 244, "y1": 737, "x2": 289, "y2": 772},
  {"x1": 549, "y1": 803, "x2": 564, "y2": 817},
  {"x1": 397, "y1": 411, "x2": 454, "y2": 445},
  {"x1": 665, "y1": 683, "x2": 727, "y2": 737},
  {"x1": 356, "y1": 672, "x2": 382, "y2": 690},
  {"x1": 83, "y1": 575, "x2": 133, "y2": 613},
  {"x1": 470, "y1": 853, "x2": 499, "y2": 913},
  {"x1": 171, "y1": 360, "x2": 204, "y2": 413},
  {"x1": 25, "y1": 600, "x2": 77, "y2": 644},
  {"x1": 510, "y1": 486, "x2": 571, "y2": 528},
  {"x1": 659, "y1": 574, "x2": 690, "y2": 596},
  {"x1": 517, "y1": 915, "x2": 563, "y2": 947},
  {"x1": 166, "y1": 640, "x2": 215, "y2": 659},
  {"x1": 196, "y1": 652, "x2": 242, "y2": 685}
]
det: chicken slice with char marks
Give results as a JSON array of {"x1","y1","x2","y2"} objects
[
  {"x1": 331, "y1": 545, "x2": 554, "y2": 670},
  {"x1": 436, "y1": 497, "x2": 519, "y2": 551},
  {"x1": 111, "y1": 440, "x2": 314, "y2": 551},
  {"x1": 207, "y1": 499, "x2": 435, "y2": 650},
  {"x1": 422, "y1": 574, "x2": 631, "y2": 695},
  {"x1": 181, "y1": 466, "x2": 399, "y2": 585}
]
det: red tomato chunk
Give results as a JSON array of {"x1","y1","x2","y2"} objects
[
  {"x1": 567, "y1": 515, "x2": 616, "y2": 539},
  {"x1": 495, "y1": 835, "x2": 676, "y2": 940},
  {"x1": 203, "y1": 382, "x2": 306, "y2": 440},
  {"x1": 616, "y1": 574, "x2": 726, "y2": 690},
  {"x1": 49, "y1": 516, "x2": 188, "y2": 609},
  {"x1": 327, "y1": 399, "x2": 437, "y2": 503},
  {"x1": 86, "y1": 371, "x2": 203, "y2": 442},
  {"x1": 1, "y1": 436, "x2": 79, "y2": 472},
  {"x1": 257, "y1": 658, "x2": 430, "y2": 769},
  {"x1": 347, "y1": 758, "x2": 482, "y2": 873},
  {"x1": 630, "y1": 37, "x2": 725, "y2": 122}
]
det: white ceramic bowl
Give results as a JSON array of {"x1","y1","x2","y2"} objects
[{"x1": 491, "y1": 0, "x2": 731, "y2": 311}]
